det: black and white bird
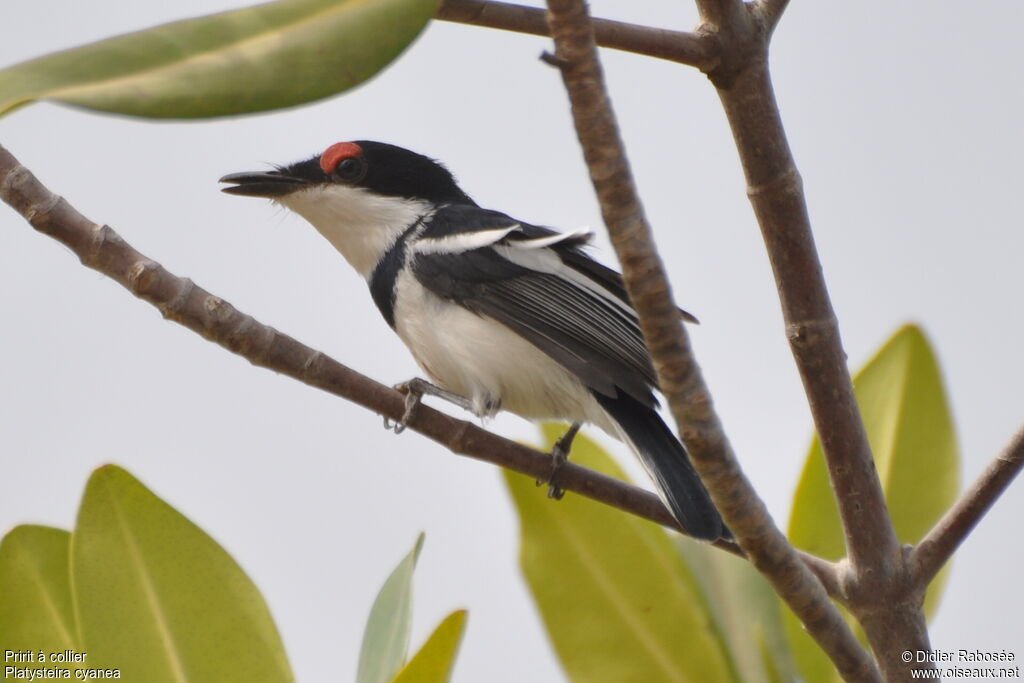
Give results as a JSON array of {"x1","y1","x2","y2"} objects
[{"x1": 220, "y1": 140, "x2": 725, "y2": 541}]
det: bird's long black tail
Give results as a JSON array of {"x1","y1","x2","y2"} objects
[{"x1": 593, "y1": 390, "x2": 726, "y2": 541}]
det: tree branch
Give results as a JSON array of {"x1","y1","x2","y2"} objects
[
  {"x1": 699, "y1": 3, "x2": 933, "y2": 679},
  {"x1": 910, "y1": 425, "x2": 1024, "y2": 588},
  {"x1": 753, "y1": 0, "x2": 790, "y2": 34},
  {"x1": 435, "y1": 0, "x2": 718, "y2": 70},
  {"x1": 718, "y1": 56, "x2": 902, "y2": 581},
  {"x1": 540, "y1": 2, "x2": 879, "y2": 680},
  {"x1": 692, "y1": 0, "x2": 745, "y2": 33}
]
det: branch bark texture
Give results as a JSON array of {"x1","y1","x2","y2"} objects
[{"x1": 541, "y1": 1, "x2": 880, "y2": 680}]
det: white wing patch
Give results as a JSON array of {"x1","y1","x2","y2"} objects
[
  {"x1": 508, "y1": 227, "x2": 593, "y2": 249},
  {"x1": 412, "y1": 226, "x2": 520, "y2": 254}
]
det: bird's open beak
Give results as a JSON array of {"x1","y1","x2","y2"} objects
[{"x1": 219, "y1": 171, "x2": 310, "y2": 198}]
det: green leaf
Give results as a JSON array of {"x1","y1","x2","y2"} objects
[
  {"x1": 358, "y1": 533, "x2": 425, "y2": 683},
  {"x1": 675, "y1": 541, "x2": 795, "y2": 683},
  {"x1": 392, "y1": 610, "x2": 468, "y2": 683},
  {"x1": 0, "y1": 0, "x2": 441, "y2": 119},
  {"x1": 785, "y1": 324, "x2": 959, "y2": 682},
  {"x1": 0, "y1": 525, "x2": 82, "y2": 672},
  {"x1": 72, "y1": 465, "x2": 294, "y2": 682},
  {"x1": 504, "y1": 424, "x2": 734, "y2": 683}
]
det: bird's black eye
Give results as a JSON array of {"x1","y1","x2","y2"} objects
[{"x1": 332, "y1": 157, "x2": 367, "y2": 183}]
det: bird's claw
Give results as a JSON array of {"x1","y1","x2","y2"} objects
[
  {"x1": 384, "y1": 381, "x2": 424, "y2": 434},
  {"x1": 536, "y1": 422, "x2": 581, "y2": 500},
  {"x1": 539, "y1": 446, "x2": 568, "y2": 500}
]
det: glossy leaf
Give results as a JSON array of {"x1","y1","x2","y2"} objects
[
  {"x1": 0, "y1": 525, "x2": 82, "y2": 673},
  {"x1": 392, "y1": 610, "x2": 468, "y2": 683},
  {"x1": 72, "y1": 465, "x2": 294, "y2": 682},
  {"x1": 357, "y1": 533, "x2": 425, "y2": 683},
  {"x1": 0, "y1": 0, "x2": 441, "y2": 119},
  {"x1": 504, "y1": 424, "x2": 734, "y2": 683},
  {"x1": 786, "y1": 324, "x2": 959, "y2": 682}
]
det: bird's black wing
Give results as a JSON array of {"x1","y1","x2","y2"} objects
[
  {"x1": 557, "y1": 248, "x2": 700, "y2": 324},
  {"x1": 409, "y1": 204, "x2": 658, "y2": 406}
]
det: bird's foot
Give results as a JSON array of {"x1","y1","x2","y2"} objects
[
  {"x1": 384, "y1": 378, "x2": 476, "y2": 434},
  {"x1": 537, "y1": 422, "x2": 582, "y2": 500},
  {"x1": 383, "y1": 382, "x2": 423, "y2": 434}
]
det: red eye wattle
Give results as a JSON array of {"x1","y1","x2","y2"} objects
[{"x1": 320, "y1": 141, "x2": 363, "y2": 174}]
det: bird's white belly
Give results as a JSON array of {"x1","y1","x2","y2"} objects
[{"x1": 392, "y1": 270, "x2": 612, "y2": 430}]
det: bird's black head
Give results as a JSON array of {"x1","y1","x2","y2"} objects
[{"x1": 220, "y1": 140, "x2": 475, "y2": 206}]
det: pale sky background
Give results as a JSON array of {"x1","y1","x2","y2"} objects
[{"x1": 1, "y1": 1, "x2": 1022, "y2": 681}]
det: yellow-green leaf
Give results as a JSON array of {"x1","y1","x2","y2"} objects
[
  {"x1": 675, "y1": 541, "x2": 795, "y2": 683},
  {"x1": 785, "y1": 324, "x2": 959, "y2": 682},
  {"x1": 358, "y1": 533, "x2": 425, "y2": 683},
  {"x1": 504, "y1": 424, "x2": 734, "y2": 683},
  {"x1": 0, "y1": 525, "x2": 82, "y2": 673},
  {"x1": 0, "y1": 0, "x2": 440, "y2": 119},
  {"x1": 72, "y1": 465, "x2": 294, "y2": 682},
  {"x1": 392, "y1": 610, "x2": 468, "y2": 683}
]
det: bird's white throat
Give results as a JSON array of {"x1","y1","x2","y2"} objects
[{"x1": 279, "y1": 184, "x2": 432, "y2": 278}]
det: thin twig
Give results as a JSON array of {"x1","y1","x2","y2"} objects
[
  {"x1": 910, "y1": 425, "x2": 1024, "y2": 588},
  {"x1": 435, "y1": 0, "x2": 718, "y2": 70},
  {"x1": 540, "y1": 1, "x2": 879, "y2": 680},
  {"x1": 0, "y1": 141, "x2": 764, "y2": 559}
]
